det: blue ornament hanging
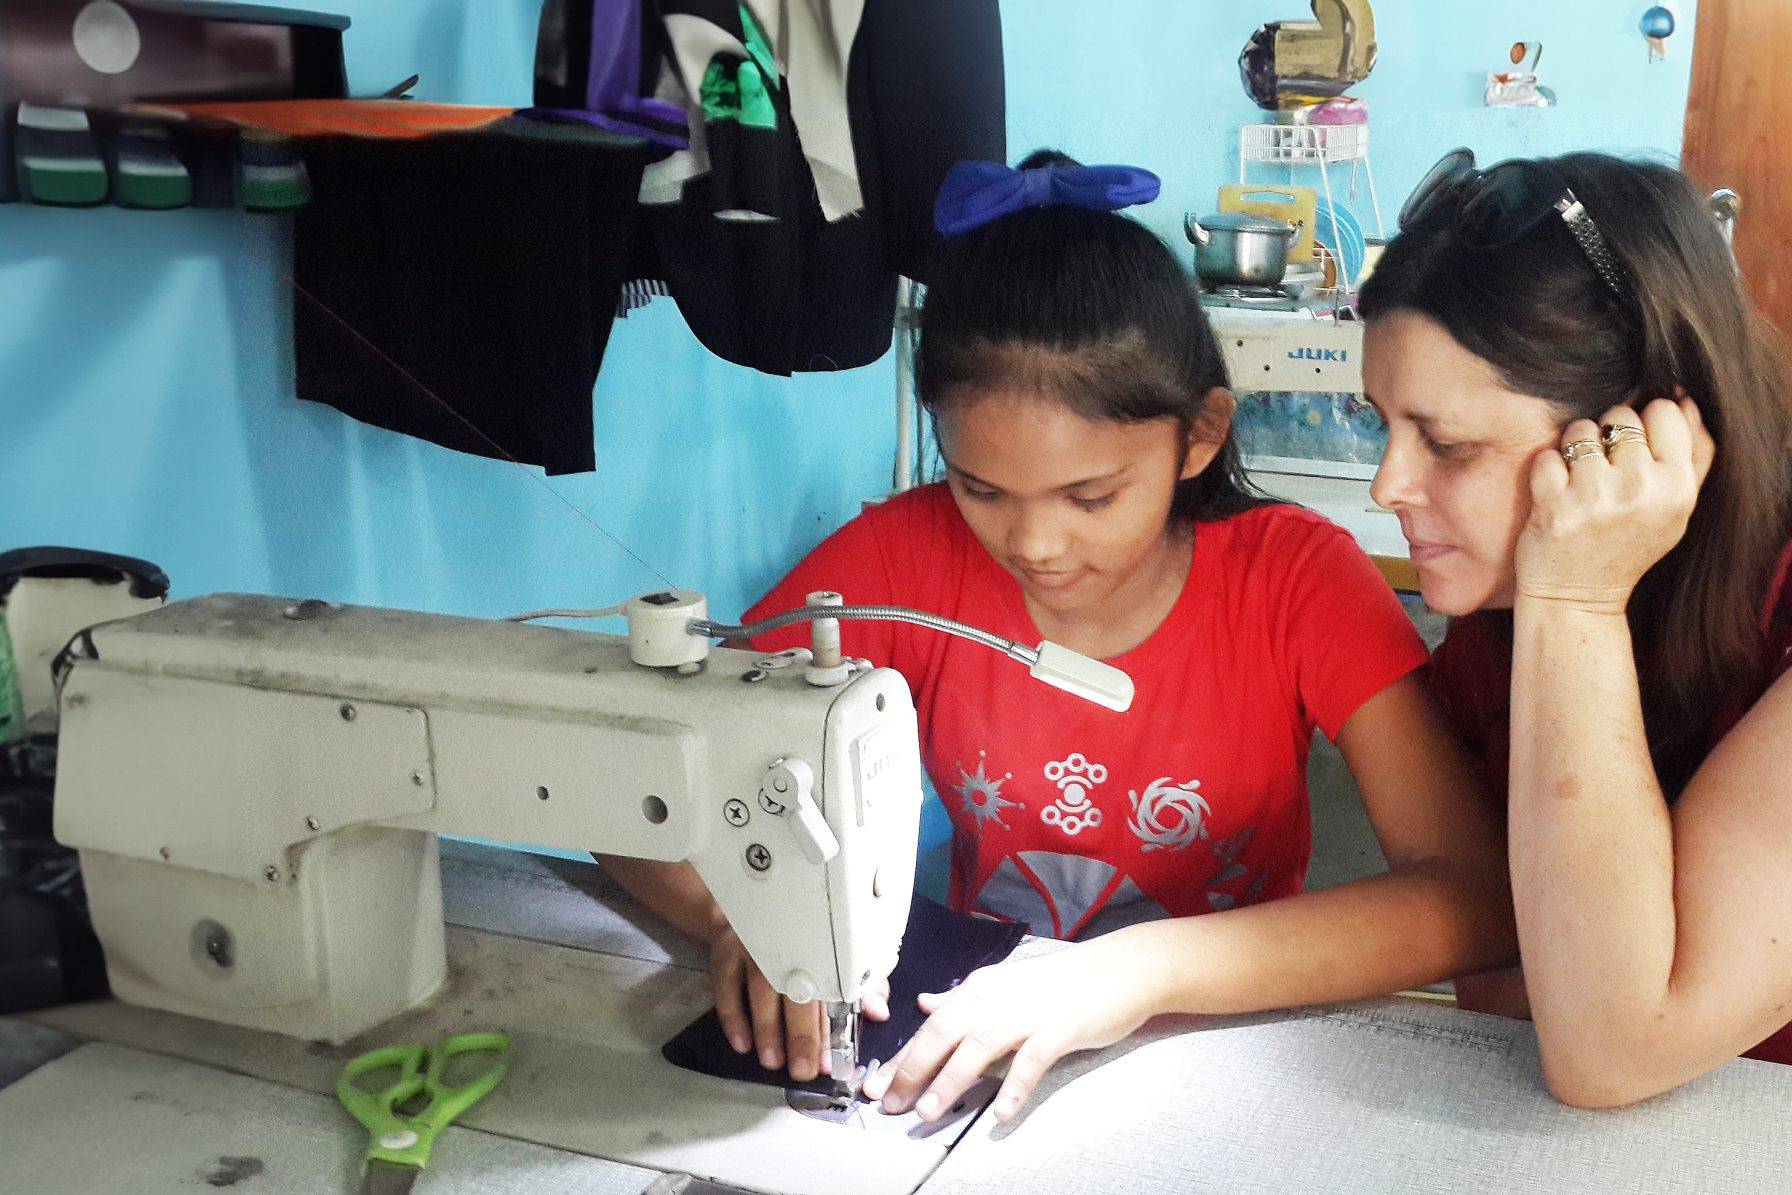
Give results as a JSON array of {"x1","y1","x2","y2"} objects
[{"x1": 1640, "y1": 6, "x2": 1676, "y2": 61}]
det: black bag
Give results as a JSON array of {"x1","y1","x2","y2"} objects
[{"x1": 0, "y1": 739, "x2": 108, "y2": 1013}]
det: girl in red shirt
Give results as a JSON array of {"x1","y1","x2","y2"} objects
[
  {"x1": 606, "y1": 151, "x2": 1516, "y2": 1123},
  {"x1": 1358, "y1": 149, "x2": 1792, "y2": 1105}
]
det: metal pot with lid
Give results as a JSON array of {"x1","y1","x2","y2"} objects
[{"x1": 1184, "y1": 211, "x2": 1298, "y2": 289}]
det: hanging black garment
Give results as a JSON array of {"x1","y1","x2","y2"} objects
[
  {"x1": 851, "y1": 0, "x2": 1005, "y2": 284},
  {"x1": 293, "y1": 119, "x2": 650, "y2": 475},
  {"x1": 637, "y1": 0, "x2": 886, "y2": 374},
  {"x1": 640, "y1": 0, "x2": 1005, "y2": 375},
  {"x1": 643, "y1": 116, "x2": 900, "y2": 374}
]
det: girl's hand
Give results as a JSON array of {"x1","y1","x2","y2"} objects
[
  {"x1": 710, "y1": 927, "x2": 889, "y2": 1081},
  {"x1": 860, "y1": 935, "x2": 1161, "y2": 1123},
  {"x1": 1516, "y1": 398, "x2": 1716, "y2": 614}
]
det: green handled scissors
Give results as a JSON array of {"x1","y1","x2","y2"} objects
[{"x1": 336, "y1": 1031, "x2": 511, "y2": 1194}]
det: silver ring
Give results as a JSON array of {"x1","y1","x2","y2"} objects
[
  {"x1": 1561, "y1": 438, "x2": 1604, "y2": 465},
  {"x1": 1601, "y1": 424, "x2": 1649, "y2": 451}
]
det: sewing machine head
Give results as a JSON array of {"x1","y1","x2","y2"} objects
[{"x1": 51, "y1": 591, "x2": 925, "y2": 1045}]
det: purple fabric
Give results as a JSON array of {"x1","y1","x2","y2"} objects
[
  {"x1": 933, "y1": 160, "x2": 1161, "y2": 237},
  {"x1": 585, "y1": 0, "x2": 642, "y2": 112},
  {"x1": 525, "y1": 0, "x2": 689, "y2": 150}
]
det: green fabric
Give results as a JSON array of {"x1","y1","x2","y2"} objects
[
  {"x1": 239, "y1": 171, "x2": 310, "y2": 212},
  {"x1": 238, "y1": 145, "x2": 311, "y2": 212},
  {"x1": 697, "y1": 3, "x2": 780, "y2": 129},
  {"x1": 116, "y1": 170, "x2": 193, "y2": 210},
  {"x1": 18, "y1": 160, "x2": 107, "y2": 206},
  {"x1": 115, "y1": 125, "x2": 193, "y2": 210},
  {"x1": 0, "y1": 617, "x2": 24, "y2": 746}
]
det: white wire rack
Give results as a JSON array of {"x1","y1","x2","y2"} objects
[
  {"x1": 1239, "y1": 122, "x2": 1384, "y2": 291},
  {"x1": 1240, "y1": 122, "x2": 1370, "y2": 167}
]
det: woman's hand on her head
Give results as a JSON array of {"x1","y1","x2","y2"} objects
[
  {"x1": 859, "y1": 933, "x2": 1161, "y2": 1124},
  {"x1": 709, "y1": 927, "x2": 890, "y2": 1081},
  {"x1": 1516, "y1": 397, "x2": 1716, "y2": 613}
]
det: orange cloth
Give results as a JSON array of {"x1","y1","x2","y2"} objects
[{"x1": 151, "y1": 100, "x2": 513, "y2": 139}]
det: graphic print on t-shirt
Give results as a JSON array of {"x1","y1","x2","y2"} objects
[
  {"x1": 1040, "y1": 752, "x2": 1107, "y2": 836},
  {"x1": 972, "y1": 850, "x2": 1170, "y2": 940},
  {"x1": 1204, "y1": 825, "x2": 1267, "y2": 911},
  {"x1": 954, "y1": 751, "x2": 1020, "y2": 831},
  {"x1": 1126, "y1": 776, "x2": 1210, "y2": 852}
]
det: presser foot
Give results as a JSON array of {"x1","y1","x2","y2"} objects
[
  {"x1": 785, "y1": 1072, "x2": 1002, "y2": 1140},
  {"x1": 785, "y1": 1062, "x2": 872, "y2": 1121}
]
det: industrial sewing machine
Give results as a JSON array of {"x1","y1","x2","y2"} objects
[{"x1": 45, "y1": 586, "x2": 1130, "y2": 1101}]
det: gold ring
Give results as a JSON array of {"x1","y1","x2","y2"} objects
[
  {"x1": 1561, "y1": 438, "x2": 1604, "y2": 465},
  {"x1": 1601, "y1": 424, "x2": 1649, "y2": 450}
]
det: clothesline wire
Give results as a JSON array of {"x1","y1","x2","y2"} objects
[{"x1": 283, "y1": 274, "x2": 676, "y2": 590}]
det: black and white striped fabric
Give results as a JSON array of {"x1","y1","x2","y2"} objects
[{"x1": 615, "y1": 278, "x2": 671, "y2": 317}]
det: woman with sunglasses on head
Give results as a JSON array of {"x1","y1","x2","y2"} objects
[{"x1": 1360, "y1": 148, "x2": 1792, "y2": 1107}]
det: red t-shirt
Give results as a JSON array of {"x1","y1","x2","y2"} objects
[
  {"x1": 744, "y1": 484, "x2": 1428, "y2": 940},
  {"x1": 1431, "y1": 539, "x2": 1792, "y2": 1065}
]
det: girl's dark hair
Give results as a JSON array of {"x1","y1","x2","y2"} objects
[
  {"x1": 1360, "y1": 151, "x2": 1792, "y2": 795},
  {"x1": 917, "y1": 148, "x2": 1266, "y2": 524}
]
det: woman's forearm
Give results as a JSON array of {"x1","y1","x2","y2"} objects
[
  {"x1": 1123, "y1": 859, "x2": 1516, "y2": 1018},
  {"x1": 1507, "y1": 598, "x2": 1679, "y2": 1087}
]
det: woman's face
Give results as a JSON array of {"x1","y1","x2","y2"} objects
[
  {"x1": 1365, "y1": 311, "x2": 1564, "y2": 616},
  {"x1": 935, "y1": 390, "x2": 1217, "y2": 621}
]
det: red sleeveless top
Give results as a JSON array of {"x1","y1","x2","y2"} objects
[{"x1": 1431, "y1": 540, "x2": 1792, "y2": 1065}]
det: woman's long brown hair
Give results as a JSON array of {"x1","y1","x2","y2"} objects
[{"x1": 1361, "y1": 152, "x2": 1792, "y2": 796}]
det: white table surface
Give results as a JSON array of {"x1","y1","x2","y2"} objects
[{"x1": 8, "y1": 843, "x2": 1792, "y2": 1194}]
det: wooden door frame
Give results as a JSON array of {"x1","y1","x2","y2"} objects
[{"x1": 1682, "y1": 0, "x2": 1792, "y2": 335}]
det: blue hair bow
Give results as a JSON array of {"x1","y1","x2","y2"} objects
[{"x1": 933, "y1": 160, "x2": 1162, "y2": 237}]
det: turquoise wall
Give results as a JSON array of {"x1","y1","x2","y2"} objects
[{"x1": 2, "y1": 3, "x2": 1696, "y2": 878}]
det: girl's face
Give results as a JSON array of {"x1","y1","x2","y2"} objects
[
  {"x1": 935, "y1": 390, "x2": 1220, "y2": 621},
  {"x1": 1364, "y1": 311, "x2": 1563, "y2": 615}
]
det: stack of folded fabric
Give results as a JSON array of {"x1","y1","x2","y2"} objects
[
  {"x1": 11, "y1": 105, "x2": 107, "y2": 207},
  {"x1": 1, "y1": 99, "x2": 527, "y2": 213},
  {"x1": 3, "y1": 101, "x2": 314, "y2": 212}
]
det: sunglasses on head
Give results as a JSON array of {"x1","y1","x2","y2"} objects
[{"x1": 1398, "y1": 147, "x2": 1629, "y2": 301}]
